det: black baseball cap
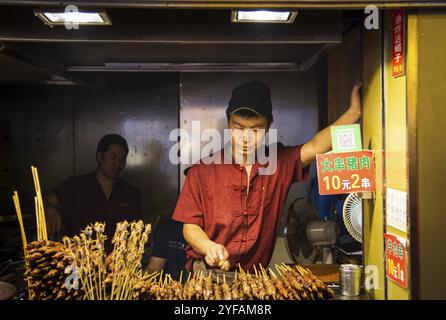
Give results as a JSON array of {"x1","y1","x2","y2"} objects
[{"x1": 226, "y1": 80, "x2": 273, "y2": 121}]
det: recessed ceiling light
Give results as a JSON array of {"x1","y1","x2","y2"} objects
[
  {"x1": 231, "y1": 10, "x2": 298, "y2": 24},
  {"x1": 34, "y1": 9, "x2": 111, "y2": 26}
]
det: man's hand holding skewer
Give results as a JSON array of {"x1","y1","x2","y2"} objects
[
  {"x1": 183, "y1": 223, "x2": 232, "y2": 271},
  {"x1": 204, "y1": 242, "x2": 231, "y2": 271}
]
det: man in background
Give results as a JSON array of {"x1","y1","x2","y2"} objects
[{"x1": 45, "y1": 134, "x2": 143, "y2": 248}]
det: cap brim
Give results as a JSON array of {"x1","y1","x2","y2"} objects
[{"x1": 229, "y1": 107, "x2": 264, "y2": 117}]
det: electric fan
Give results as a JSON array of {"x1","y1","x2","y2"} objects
[{"x1": 342, "y1": 192, "x2": 363, "y2": 243}]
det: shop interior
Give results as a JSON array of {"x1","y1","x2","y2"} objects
[{"x1": 0, "y1": 2, "x2": 445, "y2": 300}]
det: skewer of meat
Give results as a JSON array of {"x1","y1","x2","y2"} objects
[
  {"x1": 172, "y1": 280, "x2": 184, "y2": 300},
  {"x1": 268, "y1": 268, "x2": 287, "y2": 300},
  {"x1": 278, "y1": 265, "x2": 309, "y2": 299},
  {"x1": 238, "y1": 266, "x2": 253, "y2": 299},
  {"x1": 289, "y1": 264, "x2": 332, "y2": 300},
  {"x1": 231, "y1": 271, "x2": 241, "y2": 300},
  {"x1": 293, "y1": 265, "x2": 335, "y2": 299},
  {"x1": 213, "y1": 275, "x2": 223, "y2": 300},
  {"x1": 222, "y1": 273, "x2": 232, "y2": 300},
  {"x1": 289, "y1": 267, "x2": 318, "y2": 300},
  {"x1": 247, "y1": 271, "x2": 263, "y2": 300},
  {"x1": 183, "y1": 272, "x2": 195, "y2": 299},
  {"x1": 253, "y1": 265, "x2": 267, "y2": 300},
  {"x1": 194, "y1": 272, "x2": 205, "y2": 299},
  {"x1": 279, "y1": 267, "x2": 309, "y2": 300},
  {"x1": 275, "y1": 265, "x2": 301, "y2": 300},
  {"x1": 259, "y1": 265, "x2": 276, "y2": 300},
  {"x1": 166, "y1": 276, "x2": 176, "y2": 300},
  {"x1": 203, "y1": 271, "x2": 214, "y2": 300},
  {"x1": 173, "y1": 271, "x2": 184, "y2": 300}
]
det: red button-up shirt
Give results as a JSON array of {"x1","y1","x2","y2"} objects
[{"x1": 172, "y1": 143, "x2": 309, "y2": 271}]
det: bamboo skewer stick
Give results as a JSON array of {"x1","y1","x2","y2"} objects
[
  {"x1": 31, "y1": 169, "x2": 40, "y2": 240},
  {"x1": 12, "y1": 191, "x2": 32, "y2": 297},
  {"x1": 281, "y1": 263, "x2": 292, "y2": 271},
  {"x1": 31, "y1": 166, "x2": 48, "y2": 241},
  {"x1": 259, "y1": 264, "x2": 267, "y2": 276},
  {"x1": 35, "y1": 166, "x2": 46, "y2": 240},
  {"x1": 34, "y1": 196, "x2": 41, "y2": 241},
  {"x1": 275, "y1": 265, "x2": 283, "y2": 277},
  {"x1": 12, "y1": 191, "x2": 27, "y2": 253},
  {"x1": 268, "y1": 268, "x2": 278, "y2": 279}
]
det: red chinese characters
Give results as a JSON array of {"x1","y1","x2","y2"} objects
[
  {"x1": 384, "y1": 233, "x2": 407, "y2": 288},
  {"x1": 392, "y1": 10, "x2": 406, "y2": 77}
]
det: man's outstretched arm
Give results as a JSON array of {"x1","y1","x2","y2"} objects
[{"x1": 301, "y1": 80, "x2": 363, "y2": 167}]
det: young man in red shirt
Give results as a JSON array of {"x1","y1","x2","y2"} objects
[{"x1": 173, "y1": 80, "x2": 362, "y2": 273}]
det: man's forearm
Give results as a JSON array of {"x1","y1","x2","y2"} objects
[
  {"x1": 183, "y1": 223, "x2": 216, "y2": 256},
  {"x1": 311, "y1": 108, "x2": 361, "y2": 155},
  {"x1": 301, "y1": 108, "x2": 361, "y2": 167}
]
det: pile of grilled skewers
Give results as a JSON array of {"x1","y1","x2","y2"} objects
[
  {"x1": 63, "y1": 220, "x2": 152, "y2": 300},
  {"x1": 23, "y1": 220, "x2": 333, "y2": 300},
  {"x1": 24, "y1": 220, "x2": 152, "y2": 300},
  {"x1": 133, "y1": 264, "x2": 335, "y2": 300},
  {"x1": 24, "y1": 240, "x2": 82, "y2": 300}
]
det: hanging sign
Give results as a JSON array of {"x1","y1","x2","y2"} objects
[
  {"x1": 316, "y1": 150, "x2": 375, "y2": 195},
  {"x1": 392, "y1": 10, "x2": 406, "y2": 78},
  {"x1": 384, "y1": 233, "x2": 408, "y2": 288}
]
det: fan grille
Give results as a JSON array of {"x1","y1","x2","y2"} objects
[{"x1": 342, "y1": 193, "x2": 363, "y2": 243}]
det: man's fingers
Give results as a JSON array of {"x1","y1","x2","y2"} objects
[
  {"x1": 205, "y1": 255, "x2": 216, "y2": 267},
  {"x1": 208, "y1": 247, "x2": 219, "y2": 265},
  {"x1": 216, "y1": 246, "x2": 225, "y2": 260},
  {"x1": 222, "y1": 247, "x2": 229, "y2": 260},
  {"x1": 206, "y1": 243, "x2": 229, "y2": 268},
  {"x1": 216, "y1": 245, "x2": 229, "y2": 260},
  {"x1": 210, "y1": 247, "x2": 219, "y2": 261}
]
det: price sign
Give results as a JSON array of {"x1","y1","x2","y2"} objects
[
  {"x1": 384, "y1": 233, "x2": 407, "y2": 288},
  {"x1": 316, "y1": 150, "x2": 375, "y2": 195}
]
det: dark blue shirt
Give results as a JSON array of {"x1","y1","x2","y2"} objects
[{"x1": 151, "y1": 219, "x2": 187, "y2": 282}]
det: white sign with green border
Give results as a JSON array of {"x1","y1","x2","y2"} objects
[{"x1": 330, "y1": 124, "x2": 362, "y2": 153}]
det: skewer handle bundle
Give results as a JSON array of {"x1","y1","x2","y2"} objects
[{"x1": 31, "y1": 166, "x2": 48, "y2": 241}]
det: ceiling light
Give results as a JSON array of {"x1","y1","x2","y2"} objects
[
  {"x1": 34, "y1": 9, "x2": 111, "y2": 26},
  {"x1": 231, "y1": 10, "x2": 297, "y2": 24}
]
